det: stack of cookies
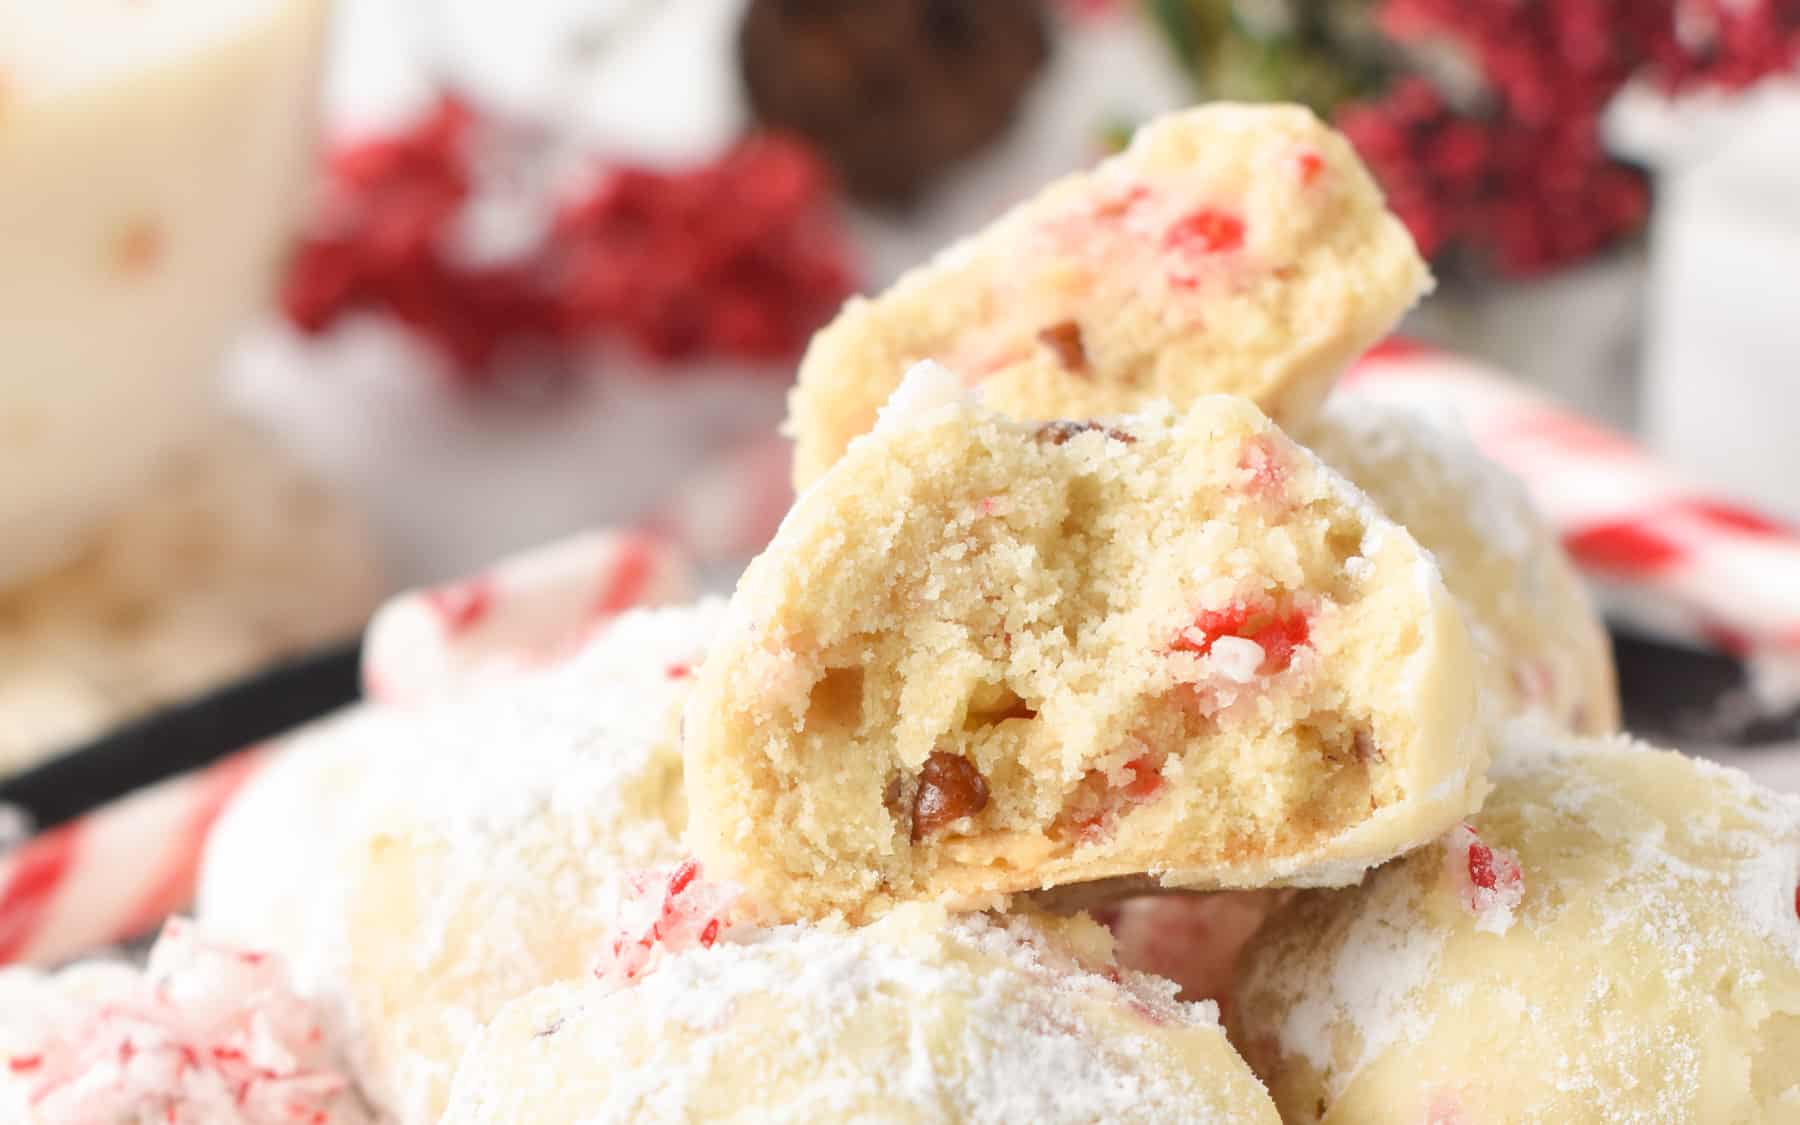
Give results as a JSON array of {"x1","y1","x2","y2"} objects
[{"x1": 6, "y1": 104, "x2": 1797, "y2": 1125}]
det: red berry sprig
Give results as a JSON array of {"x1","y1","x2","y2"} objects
[
  {"x1": 1333, "y1": 0, "x2": 1798, "y2": 275},
  {"x1": 281, "y1": 97, "x2": 857, "y2": 387}
]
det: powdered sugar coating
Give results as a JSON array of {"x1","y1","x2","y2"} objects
[
  {"x1": 444, "y1": 903, "x2": 1280, "y2": 1124},
  {"x1": 1234, "y1": 726, "x2": 1800, "y2": 1122},
  {"x1": 199, "y1": 705, "x2": 414, "y2": 959},
  {"x1": 318, "y1": 599, "x2": 728, "y2": 1123},
  {"x1": 199, "y1": 600, "x2": 728, "y2": 1124},
  {"x1": 0, "y1": 920, "x2": 371, "y2": 1125}
]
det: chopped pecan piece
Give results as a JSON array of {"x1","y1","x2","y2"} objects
[
  {"x1": 1036, "y1": 319, "x2": 1088, "y2": 374},
  {"x1": 910, "y1": 751, "x2": 991, "y2": 841}
]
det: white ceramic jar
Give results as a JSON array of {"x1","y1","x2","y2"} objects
[
  {"x1": 0, "y1": 0, "x2": 327, "y2": 586},
  {"x1": 1612, "y1": 82, "x2": 1800, "y2": 521}
]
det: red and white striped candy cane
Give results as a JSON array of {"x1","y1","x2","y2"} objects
[
  {"x1": 1348, "y1": 342, "x2": 1800, "y2": 705},
  {"x1": 361, "y1": 528, "x2": 695, "y2": 705},
  {"x1": 0, "y1": 749, "x2": 267, "y2": 967}
]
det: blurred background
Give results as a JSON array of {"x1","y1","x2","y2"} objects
[{"x1": 2, "y1": 0, "x2": 1797, "y2": 770}]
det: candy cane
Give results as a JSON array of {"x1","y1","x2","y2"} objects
[
  {"x1": 361, "y1": 528, "x2": 695, "y2": 705},
  {"x1": 0, "y1": 749, "x2": 268, "y2": 967},
  {"x1": 1347, "y1": 343, "x2": 1800, "y2": 709}
]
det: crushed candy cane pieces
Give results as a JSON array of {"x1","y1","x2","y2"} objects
[
  {"x1": 1445, "y1": 823, "x2": 1524, "y2": 934},
  {"x1": 1163, "y1": 208, "x2": 1245, "y2": 256},
  {"x1": 3, "y1": 919, "x2": 366, "y2": 1124},
  {"x1": 1172, "y1": 600, "x2": 1311, "y2": 676},
  {"x1": 592, "y1": 861, "x2": 740, "y2": 988}
]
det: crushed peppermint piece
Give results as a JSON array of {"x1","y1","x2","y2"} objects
[
  {"x1": 1444, "y1": 822, "x2": 1524, "y2": 934},
  {"x1": 1163, "y1": 207, "x2": 1246, "y2": 286},
  {"x1": 1062, "y1": 748, "x2": 1167, "y2": 842},
  {"x1": 1172, "y1": 600, "x2": 1311, "y2": 676},
  {"x1": 1238, "y1": 435, "x2": 1290, "y2": 497},
  {"x1": 1207, "y1": 636, "x2": 1267, "y2": 684},
  {"x1": 0, "y1": 919, "x2": 368, "y2": 1124},
  {"x1": 592, "y1": 861, "x2": 741, "y2": 988},
  {"x1": 1121, "y1": 752, "x2": 1165, "y2": 800},
  {"x1": 1163, "y1": 208, "x2": 1245, "y2": 256}
]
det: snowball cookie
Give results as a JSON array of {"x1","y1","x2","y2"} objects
[
  {"x1": 0, "y1": 918, "x2": 372, "y2": 1125},
  {"x1": 1232, "y1": 730, "x2": 1800, "y2": 1123},
  {"x1": 198, "y1": 703, "x2": 408, "y2": 956},
  {"x1": 318, "y1": 600, "x2": 727, "y2": 1124},
  {"x1": 786, "y1": 102, "x2": 1431, "y2": 489},
  {"x1": 442, "y1": 900, "x2": 1281, "y2": 1125},
  {"x1": 1103, "y1": 398, "x2": 1619, "y2": 1011},
  {"x1": 686, "y1": 365, "x2": 1485, "y2": 924},
  {"x1": 1304, "y1": 393, "x2": 1618, "y2": 735}
]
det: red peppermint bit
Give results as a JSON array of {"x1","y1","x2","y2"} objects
[
  {"x1": 665, "y1": 858, "x2": 700, "y2": 898},
  {"x1": 1163, "y1": 207, "x2": 1245, "y2": 258},
  {"x1": 1064, "y1": 749, "x2": 1166, "y2": 843},
  {"x1": 1446, "y1": 823, "x2": 1524, "y2": 928},
  {"x1": 422, "y1": 577, "x2": 494, "y2": 636},
  {"x1": 1122, "y1": 753, "x2": 1164, "y2": 800},
  {"x1": 1170, "y1": 600, "x2": 1311, "y2": 675},
  {"x1": 1296, "y1": 150, "x2": 1325, "y2": 184},
  {"x1": 7, "y1": 1054, "x2": 41, "y2": 1073},
  {"x1": 1466, "y1": 837, "x2": 1500, "y2": 889},
  {"x1": 665, "y1": 662, "x2": 692, "y2": 680}
]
